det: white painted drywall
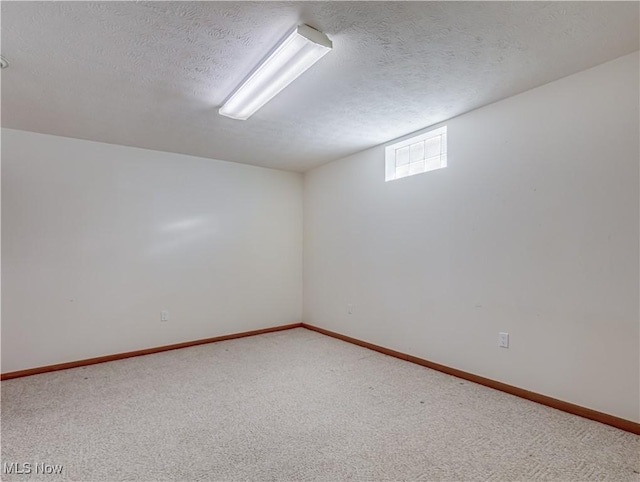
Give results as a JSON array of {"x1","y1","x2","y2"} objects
[
  {"x1": 303, "y1": 52, "x2": 640, "y2": 422},
  {"x1": 1, "y1": 129, "x2": 303, "y2": 373}
]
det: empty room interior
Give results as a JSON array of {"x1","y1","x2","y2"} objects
[{"x1": 1, "y1": 1, "x2": 639, "y2": 481}]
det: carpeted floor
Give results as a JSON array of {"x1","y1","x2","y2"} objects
[{"x1": 1, "y1": 327, "x2": 639, "y2": 481}]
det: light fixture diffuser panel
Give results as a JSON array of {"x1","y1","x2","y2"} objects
[{"x1": 219, "y1": 25, "x2": 332, "y2": 120}]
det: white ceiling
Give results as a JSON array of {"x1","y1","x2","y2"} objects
[{"x1": 2, "y1": 2, "x2": 638, "y2": 172}]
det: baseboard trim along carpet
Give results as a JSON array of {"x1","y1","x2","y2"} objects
[
  {"x1": 3, "y1": 321, "x2": 638, "y2": 435},
  {"x1": 0, "y1": 322, "x2": 302, "y2": 381},
  {"x1": 301, "y1": 323, "x2": 640, "y2": 436}
]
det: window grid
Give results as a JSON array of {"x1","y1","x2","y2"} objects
[{"x1": 385, "y1": 126, "x2": 447, "y2": 182}]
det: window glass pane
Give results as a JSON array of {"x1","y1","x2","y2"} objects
[
  {"x1": 395, "y1": 164, "x2": 410, "y2": 178},
  {"x1": 425, "y1": 156, "x2": 443, "y2": 171},
  {"x1": 384, "y1": 126, "x2": 446, "y2": 182},
  {"x1": 396, "y1": 146, "x2": 410, "y2": 166},
  {"x1": 408, "y1": 160, "x2": 425, "y2": 175},
  {"x1": 410, "y1": 141, "x2": 425, "y2": 163},
  {"x1": 425, "y1": 136, "x2": 442, "y2": 158}
]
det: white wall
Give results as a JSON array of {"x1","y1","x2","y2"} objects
[
  {"x1": 2, "y1": 129, "x2": 303, "y2": 373},
  {"x1": 2, "y1": 54, "x2": 638, "y2": 423},
  {"x1": 303, "y1": 52, "x2": 640, "y2": 422}
]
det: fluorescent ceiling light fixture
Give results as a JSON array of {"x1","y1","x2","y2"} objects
[{"x1": 219, "y1": 25, "x2": 332, "y2": 120}]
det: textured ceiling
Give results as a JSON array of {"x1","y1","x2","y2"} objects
[{"x1": 1, "y1": 2, "x2": 639, "y2": 171}]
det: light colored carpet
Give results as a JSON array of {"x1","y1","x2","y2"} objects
[{"x1": 1, "y1": 327, "x2": 638, "y2": 481}]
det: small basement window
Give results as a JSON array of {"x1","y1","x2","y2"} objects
[{"x1": 385, "y1": 126, "x2": 447, "y2": 181}]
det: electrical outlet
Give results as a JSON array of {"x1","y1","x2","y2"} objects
[
  {"x1": 161, "y1": 310, "x2": 169, "y2": 322},
  {"x1": 499, "y1": 332, "x2": 509, "y2": 348}
]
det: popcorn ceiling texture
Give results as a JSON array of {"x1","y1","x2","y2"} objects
[
  {"x1": 1, "y1": 329, "x2": 638, "y2": 481},
  {"x1": 1, "y1": 1, "x2": 638, "y2": 171}
]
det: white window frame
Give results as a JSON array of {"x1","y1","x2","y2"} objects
[{"x1": 385, "y1": 126, "x2": 447, "y2": 182}]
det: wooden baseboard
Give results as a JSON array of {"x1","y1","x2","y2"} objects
[
  {"x1": 3, "y1": 321, "x2": 637, "y2": 435},
  {"x1": 1, "y1": 323, "x2": 303, "y2": 381},
  {"x1": 301, "y1": 323, "x2": 640, "y2": 435}
]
